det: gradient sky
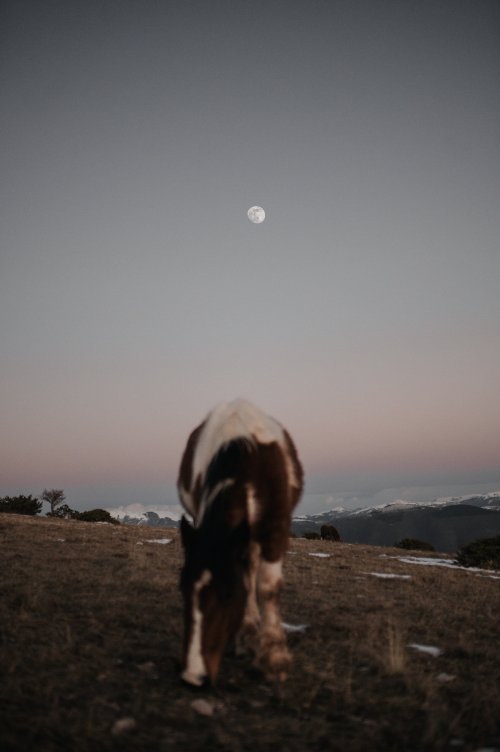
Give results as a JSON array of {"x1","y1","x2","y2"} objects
[{"x1": 1, "y1": 0, "x2": 499, "y2": 513}]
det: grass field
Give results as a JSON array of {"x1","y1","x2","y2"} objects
[{"x1": 1, "y1": 513, "x2": 499, "y2": 751}]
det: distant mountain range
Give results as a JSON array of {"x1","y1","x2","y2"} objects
[
  {"x1": 112, "y1": 493, "x2": 500, "y2": 553},
  {"x1": 107, "y1": 503, "x2": 182, "y2": 528},
  {"x1": 292, "y1": 493, "x2": 500, "y2": 552}
]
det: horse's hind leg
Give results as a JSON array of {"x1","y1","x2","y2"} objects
[{"x1": 256, "y1": 558, "x2": 290, "y2": 681}]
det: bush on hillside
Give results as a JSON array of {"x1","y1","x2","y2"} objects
[
  {"x1": 77, "y1": 509, "x2": 118, "y2": 524},
  {"x1": 456, "y1": 534, "x2": 500, "y2": 571},
  {"x1": 395, "y1": 538, "x2": 435, "y2": 552},
  {"x1": 47, "y1": 504, "x2": 80, "y2": 520},
  {"x1": 0, "y1": 495, "x2": 42, "y2": 516},
  {"x1": 321, "y1": 524, "x2": 342, "y2": 542},
  {"x1": 46, "y1": 506, "x2": 119, "y2": 524},
  {"x1": 303, "y1": 531, "x2": 321, "y2": 540}
]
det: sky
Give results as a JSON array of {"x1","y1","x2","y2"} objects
[{"x1": 1, "y1": 0, "x2": 499, "y2": 514}]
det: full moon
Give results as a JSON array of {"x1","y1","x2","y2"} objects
[{"x1": 247, "y1": 205, "x2": 265, "y2": 224}]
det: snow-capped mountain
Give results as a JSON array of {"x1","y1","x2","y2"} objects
[
  {"x1": 294, "y1": 492, "x2": 500, "y2": 522},
  {"x1": 292, "y1": 493, "x2": 500, "y2": 552},
  {"x1": 107, "y1": 503, "x2": 182, "y2": 527}
]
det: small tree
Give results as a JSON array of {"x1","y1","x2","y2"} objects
[
  {"x1": 0, "y1": 495, "x2": 42, "y2": 516},
  {"x1": 41, "y1": 489, "x2": 66, "y2": 515}
]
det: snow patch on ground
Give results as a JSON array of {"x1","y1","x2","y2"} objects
[
  {"x1": 136, "y1": 538, "x2": 173, "y2": 545},
  {"x1": 408, "y1": 643, "x2": 442, "y2": 658},
  {"x1": 111, "y1": 717, "x2": 137, "y2": 736},
  {"x1": 392, "y1": 555, "x2": 500, "y2": 579},
  {"x1": 437, "y1": 673, "x2": 455, "y2": 683},
  {"x1": 191, "y1": 699, "x2": 219, "y2": 717},
  {"x1": 366, "y1": 572, "x2": 412, "y2": 580},
  {"x1": 308, "y1": 552, "x2": 332, "y2": 559},
  {"x1": 282, "y1": 622, "x2": 308, "y2": 633}
]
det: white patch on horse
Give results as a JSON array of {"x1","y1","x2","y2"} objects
[
  {"x1": 259, "y1": 559, "x2": 283, "y2": 629},
  {"x1": 284, "y1": 451, "x2": 301, "y2": 492},
  {"x1": 246, "y1": 484, "x2": 259, "y2": 525},
  {"x1": 263, "y1": 559, "x2": 282, "y2": 576},
  {"x1": 241, "y1": 541, "x2": 261, "y2": 632},
  {"x1": 182, "y1": 570, "x2": 212, "y2": 686},
  {"x1": 191, "y1": 399, "x2": 286, "y2": 487},
  {"x1": 178, "y1": 485, "x2": 195, "y2": 516},
  {"x1": 260, "y1": 560, "x2": 283, "y2": 592},
  {"x1": 196, "y1": 479, "x2": 236, "y2": 527}
]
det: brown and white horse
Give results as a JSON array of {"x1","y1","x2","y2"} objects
[{"x1": 177, "y1": 399, "x2": 303, "y2": 687}]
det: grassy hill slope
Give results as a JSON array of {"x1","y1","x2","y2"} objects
[{"x1": 1, "y1": 514, "x2": 499, "y2": 751}]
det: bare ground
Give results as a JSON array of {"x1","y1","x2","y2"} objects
[{"x1": 1, "y1": 513, "x2": 499, "y2": 752}]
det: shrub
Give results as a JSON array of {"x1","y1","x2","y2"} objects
[
  {"x1": 47, "y1": 504, "x2": 80, "y2": 519},
  {"x1": 456, "y1": 535, "x2": 500, "y2": 571},
  {"x1": 395, "y1": 538, "x2": 435, "y2": 552},
  {"x1": 77, "y1": 509, "x2": 118, "y2": 524},
  {"x1": 0, "y1": 495, "x2": 42, "y2": 516},
  {"x1": 321, "y1": 524, "x2": 342, "y2": 542},
  {"x1": 303, "y1": 531, "x2": 321, "y2": 540}
]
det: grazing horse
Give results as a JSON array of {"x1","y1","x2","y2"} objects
[
  {"x1": 320, "y1": 524, "x2": 342, "y2": 542},
  {"x1": 177, "y1": 399, "x2": 303, "y2": 687}
]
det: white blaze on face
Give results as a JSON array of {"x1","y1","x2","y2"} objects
[{"x1": 182, "y1": 569, "x2": 212, "y2": 686}]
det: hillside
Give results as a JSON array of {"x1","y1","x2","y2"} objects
[{"x1": 1, "y1": 514, "x2": 499, "y2": 751}]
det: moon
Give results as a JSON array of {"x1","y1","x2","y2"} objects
[{"x1": 247, "y1": 206, "x2": 265, "y2": 224}]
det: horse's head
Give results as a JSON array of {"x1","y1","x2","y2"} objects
[{"x1": 179, "y1": 515, "x2": 250, "y2": 686}]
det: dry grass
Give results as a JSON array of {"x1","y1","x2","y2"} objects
[{"x1": 1, "y1": 514, "x2": 499, "y2": 752}]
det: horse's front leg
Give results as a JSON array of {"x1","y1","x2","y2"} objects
[
  {"x1": 256, "y1": 559, "x2": 290, "y2": 681},
  {"x1": 236, "y1": 541, "x2": 261, "y2": 656}
]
